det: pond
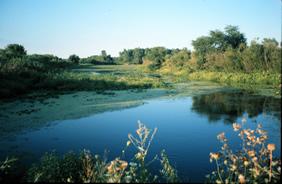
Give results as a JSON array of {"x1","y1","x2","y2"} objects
[{"x1": 0, "y1": 85, "x2": 280, "y2": 182}]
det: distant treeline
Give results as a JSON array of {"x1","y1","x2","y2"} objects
[
  {"x1": 117, "y1": 25, "x2": 281, "y2": 73},
  {"x1": 0, "y1": 25, "x2": 281, "y2": 98},
  {"x1": 0, "y1": 44, "x2": 164, "y2": 99},
  {"x1": 1, "y1": 25, "x2": 280, "y2": 73}
]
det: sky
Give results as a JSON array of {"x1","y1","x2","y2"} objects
[{"x1": 0, "y1": 0, "x2": 281, "y2": 58}]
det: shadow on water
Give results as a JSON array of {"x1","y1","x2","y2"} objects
[{"x1": 191, "y1": 90, "x2": 281, "y2": 124}]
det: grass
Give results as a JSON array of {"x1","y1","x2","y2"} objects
[
  {"x1": 0, "y1": 63, "x2": 167, "y2": 100},
  {"x1": 186, "y1": 71, "x2": 281, "y2": 86},
  {"x1": 169, "y1": 70, "x2": 281, "y2": 97}
]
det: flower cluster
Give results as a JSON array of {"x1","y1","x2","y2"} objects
[{"x1": 207, "y1": 118, "x2": 281, "y2": 184}]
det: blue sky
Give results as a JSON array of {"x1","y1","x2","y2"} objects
[{"x1": 0, "y1": 0, "x2": 281, "y2": 58}]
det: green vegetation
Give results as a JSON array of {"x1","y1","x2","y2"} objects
[
  {"x1": 0, "y1": 121, "x2": 280, "y2": 183},
  {"x1": 0, "y1": 45, "x2": 164, "y2": 100},
  {"x1": 116, "y1": 26, "x2": 281, "y2": 91},
  {"x1": 1, "y1": 25, "x2": 281, "y2": 100},
  {"x1": 80, "y1": 50, "x2": 114, "y2": 65}
]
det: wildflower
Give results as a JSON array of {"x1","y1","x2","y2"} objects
[
  {"x1": 233, "y1": 123, "x2": 241, "y2": 131},
  {"x1": 244, "y1": 160, "x2": 249, "y2": 167},
  {"x1": 135, "y1": 152, "x2": 143, "y2": 160},
  {"x1": 230, "y1": 164, "x2": 237, "y2": 171},
  {"x1": 136, "y1": 128, "x2": 141, "y2": 136},
  {"x1": 107, "y1": 162, "x2": 114, "y2": 174},
  {"x1": 107, "y1": 159, "x2": 128, "y2": 174},
  {"x1": 216, "y1": 179, "x2": 222, "y2": 184},
  {"x1": 67, "y1": 178, "x2": 72, "y2": 183},
  {"x1": 238, "y1": 174, "x2": 246, "y2": 184},
  {"x1": 242, "y1": 157, "x2": 249, "y2": 167},
  {"x1": 126, "y1": 140, "x2": 131, "y2": 147},
  {"x1": 259, "y1": 135, "x2": 268, "y2": 142},
  {"x1": 267, "y1": 144, "x2": 275, "y2": 151},
  {"x1": 120, "y1": 160, "x2": 128, "y2": 170},
  {"x1": 252, "y1": 157, "x2": 258, "y2": 163},
  {"x1": 257, "y1": 129, "x2": 266, "y2": 135},
  {"x1": 217, "y1": 132, "x2": 226, "y2": 142},
  {"x1": 247, "y1": 150, "x2": 255, "y2": 157},
  {"x1": 243, "y1": 130, "x2": 251, "y2": 136},
  {"x1": 255, "y1": 137, "x2": 261, "y2": 144},
  {"x1": 210, "y1": 152, "x2": 220, "y2": 162}
]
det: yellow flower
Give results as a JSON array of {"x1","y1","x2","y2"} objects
[
  {"x1": 217, "y1": 132, "x2": 226, "y2": 141},
  {"x1": 126, "y1": 140, "x2": 131, "y2": 147},
  {"x1": 267, "y1": 143, "x2": 275, "y2": 151},
  {"x1": 243, "y1": 130, "x2": 251, "y2": 136},
  {"x1": 210, "y1": 152, "x2": 220, "y2": 160},
  {"x1": 119, "y1": 160, "x2": 128, "y2": 170},
  {"x1": 252, "y1": 157, "x2": 258, "y2": 163},
  {"x1": 244, "y1": 161, "x2": 249, "y2": 167},
  {"x1": 247, "y1": 150, "x2": 255, "y2": 157},
  {"x1": 243, "y1": 157, "x2": 249, "y2": 167},
  {"x1": 232, "y1": 123, "x2": 241, "y2": 131},
  {"x1": 238, "y1": 174, "x2": 245, "y2": 184},
  {"x1": 230, "y1": 164, "x2": 237, "y2": 171}
]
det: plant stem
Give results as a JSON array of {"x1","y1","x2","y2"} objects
[{"x1": 216, "y1": 159, "x2": 223, "y2": 183}]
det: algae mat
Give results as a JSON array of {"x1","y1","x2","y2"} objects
[{"x1": 0, "y1": 81, "x2": 232, "y2": 138}]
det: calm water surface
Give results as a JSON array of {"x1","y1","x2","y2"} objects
[{"x1": 0, "y1": 90, "x2": 280, "y2": 182}]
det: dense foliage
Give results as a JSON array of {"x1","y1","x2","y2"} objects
[
  {"x1": 117, "y1": 26, "x2": 281, "y2": 75},
  {"x1": 0, "y1": 45, "x2": 163, "y2": 99},
  {"x1": 0, "y1": 25, "x2": 281, "y2": 99},
  {"x1": 80, "y1": 50, "x2": 114, "y2": 65}
]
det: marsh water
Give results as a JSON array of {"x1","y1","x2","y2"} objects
[{"x1": 0, "y1": 83, "x2": 281, "y2": 182}]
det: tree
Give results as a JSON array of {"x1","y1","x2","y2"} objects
[
  {"x1": 68, "y1": 54, "x2": 80, "y2": 64},
  {"x1": 209, "y1": 30, "x2": 227, "y2": 52},
  {"x1": 132, "y1": 48, "x2": 145, "y2": 64},
  {"x1": 101, "y1": 50, "x2": 107, "y2": 58},
  {"x1": 192, "y1": 36, "x2": 213, "y2": 68},
  {"x1": 224, "y1": 25, "x2": 246, "y2": 49},
  {"x1": 192, "y1": 26, "x2": 247, "y2": 69},
  {"x1": 262, "y1": 38, "x2": 281, "y2": 71},
  {"x1": 5, "y1": 44, "x2": 27, "y2": 59}
]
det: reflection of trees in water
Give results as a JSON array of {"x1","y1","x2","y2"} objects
[{"x1": 191, "y1": 91, "x2": 281, "y2": 123}]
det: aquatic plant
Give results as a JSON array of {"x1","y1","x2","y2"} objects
[{"x1": 207, "y1": 118, "x2": 281, "y2": 183}]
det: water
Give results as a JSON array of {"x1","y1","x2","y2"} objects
[{"x1": 0, "y1": 89, "x2": 280, "y2": 182}]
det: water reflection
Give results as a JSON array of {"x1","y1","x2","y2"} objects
[{"x1": 191, "y1": 91, "x2": 281, "y2": 123}]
